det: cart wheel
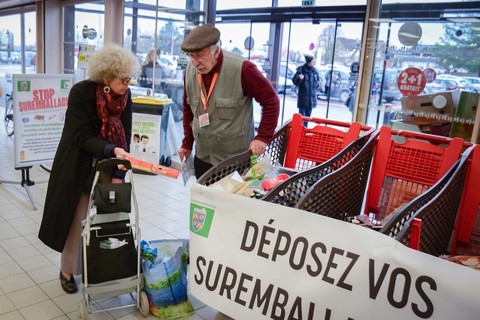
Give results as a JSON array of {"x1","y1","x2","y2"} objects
[
  {"x1": 159, "y1": 155, "x2": 165, "y2": 166},
  {"x1": 78, "y1": 299, "x2": 89, "y2": 320},
  {"x1": 165, "y1": 156, "x2": 172, "y2": 167},
  {"x1": 139, "y1": 290, "x2": 150, "y2": 317}
]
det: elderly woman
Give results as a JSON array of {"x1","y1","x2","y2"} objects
[{"x1": 38, "y1": 43, "x2": 140, "y2": 294}]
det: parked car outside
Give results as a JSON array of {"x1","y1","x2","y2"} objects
[
  {"x1": 372, "y1": 68, "x2": 402, "y2": 103},
  {"x1": 425, "y1": 77, "x2": 474, "y2": 93},
  {"x1": 278, "y1": 62, "x2": 297, "y2": 95},
  {"x1": 158, "y1": 55, "x2": 177, "y2": 79},
  {"x1": 462, "y1": 77, "x2": 480, "y2": 92},
  {"x1": 316, "y1": 67, "x2": 351, "y2": 103}
]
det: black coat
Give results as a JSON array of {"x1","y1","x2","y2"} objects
[
  {"x1": 292, "y1": 64, "x2": 320, "y2": 109},
  {"x1": 38, "y1": 80, "x2": 132, "y2": 252}
]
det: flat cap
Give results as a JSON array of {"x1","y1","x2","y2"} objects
[{"x1": 181, "y1": 24, "x2": 220, "y2": 52}]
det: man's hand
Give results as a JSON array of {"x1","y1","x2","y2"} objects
[
  {"x1": 249, "y1": 139, "x2": 267, "y2": 156},
  {"x1": 178, "y1": 147, "x2": 192, "y2": 162}
]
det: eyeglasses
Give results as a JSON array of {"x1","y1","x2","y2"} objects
[
  {"x1": 120, "y1": 76, "x2": 132, "y2": 85},
  {"x1": 185, "y1": 47, "x2": 215, "y2": 62}
]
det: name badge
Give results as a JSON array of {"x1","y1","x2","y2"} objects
[{"x1": 199, "y1": 113, "x2": 210, "y2": 127}]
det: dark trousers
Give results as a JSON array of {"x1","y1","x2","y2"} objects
[
  {"x1": 194, "y1": 156, "x2": 213, "y2": 180},
  {"x1": 298, "y1": 107, "x2": 312, "y2": 126}
]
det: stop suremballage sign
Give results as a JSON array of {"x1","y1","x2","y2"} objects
[{"x1": 397, "y1": 67, "x2": 426, "y2": 97}]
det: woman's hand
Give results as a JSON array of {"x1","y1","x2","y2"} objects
[
  {"x1": 113, "y1": 147, "x2": 130, "y2": 170},
  {"x1": 111, "y1": 178, "x2": 123, "y2": 184}
]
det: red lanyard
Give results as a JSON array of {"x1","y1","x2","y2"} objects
[{"x1": 197, "y1": 72, "x2": 218, "y2": 112}]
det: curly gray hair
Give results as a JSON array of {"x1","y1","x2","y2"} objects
[{"x1": 87, "y1": 43, "x2": 141, "y2": 83}]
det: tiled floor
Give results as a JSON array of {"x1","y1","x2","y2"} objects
[{"x1": 0, "y1": 125, "x2": 227, "y2": 319}]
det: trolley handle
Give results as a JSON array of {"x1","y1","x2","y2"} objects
[
  {"x1": 96, "y1": 158, "x2": 132, "y2": 171},
  {"x1": 299, "y1": 115, "x2": 371, "y2": 131},
  {"x1": 395, "y1": 129, "x2": 472, "y2": 147}
]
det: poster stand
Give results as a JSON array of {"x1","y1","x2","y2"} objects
[
  {"x1": 0, "y1": 166, "x2": 47, "y2": 210},
  {"x1": 6, "y1": 73, "x2": 74, "y2": 211}
]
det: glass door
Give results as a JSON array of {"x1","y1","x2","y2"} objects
[
  {"x1": 280, "y1": 20, "x2": 364, "y2": 124},
  {"x1": 216, "y1": 22, "x2": 275, "y2": 126}
]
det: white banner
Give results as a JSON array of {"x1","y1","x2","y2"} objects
[
  {"x1": 189, "y1": 184, "x2": 480, "y2": 320},
  {"x1": 12, "y1": 74, "x2": 74, "y2": 168}
]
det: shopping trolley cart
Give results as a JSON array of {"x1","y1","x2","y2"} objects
[
  {"x1": 262, "y1": 129, "x2": 377, "y2": 208},
  {"x1": 198, "y1": 113, "x2": 372, "y2": 186},
  {"x1": 451, "y1": 144, "x2": 480, "y2": 255},
  {"x1": 78, "y1": 158, "x2": 149, "y2": 320},
  {"x1": 380, "y1": 145, "x2": 472, "y2": 256},
  {"x1": 294, "y1": 126, "x2": 467, "y2": 224}
]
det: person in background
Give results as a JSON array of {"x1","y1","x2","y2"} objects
[
  {"x1": 38, "y1": 43, "x2": 140, "y2": 294},
  {"x1": 138, "y1": 49, "x2": 165, "y2": 90},
  {"x1": 177, "y1": 24, "x2": 280, "y2": 179},
  {"x1": 292, "y1": 54, "x2": 320, "y2": 121}
]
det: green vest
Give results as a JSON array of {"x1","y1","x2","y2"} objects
[{"x1": 185, "y1": 50, "x2": 254, "y2": 165}]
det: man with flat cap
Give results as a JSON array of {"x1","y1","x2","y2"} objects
[{"x1": 177, "y1": 24, "x2": 280, "y2": 179}]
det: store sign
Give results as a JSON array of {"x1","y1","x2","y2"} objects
[
  {"x1": 12, "y1": 74, "x2": 74, "y2": 169},
  {"x1": 301, "y1": 0, "x2": 316, "y2": 7},
  {"x1": 397, "y1": 67, "x2": 427, "y2": 97},
  {"x1": 423, "y1": 68, "x2": 437, "y2": 83},
  {"x1": 189, "y1": 184, "x2": 480, "y2": 320},
  {"x1": 131, "y1": 112, "x2": 161, "y2": 165}
]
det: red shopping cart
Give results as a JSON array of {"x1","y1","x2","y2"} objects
[
  {"x1": 198, "y1": 113, "x2": 372, "y2": 186},
  {"x1": 451, "y1": 144, "x2": 480, "y2": 255},
  {"x1": 380, "y1": 145, "x2": 473, "y2": 256},
  {"x1": 294, "y1": 126, "x2": 467, "y2": 225},
  {"x1": 365, "y1": 126, "x2": 466, "y2": 221}
]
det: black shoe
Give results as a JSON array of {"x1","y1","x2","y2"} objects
[{"x1": 59, "y1": 271, "x2": 78, "y2": 294}]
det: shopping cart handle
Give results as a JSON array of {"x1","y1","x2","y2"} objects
[{"x1": 96, "y1": 158, "x2": 132, "y2": 171}]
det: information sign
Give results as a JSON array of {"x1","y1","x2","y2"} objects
[
  {"x1": 12, "y1": 74, "x2": 74, "y2": 169},
  {"x1": 397, "y1": 67, "x2": 426, "y2": 97}
]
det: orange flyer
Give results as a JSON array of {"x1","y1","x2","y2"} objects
[{"x1": 124, "y1": 155, "x2": 179, "y2": 179}]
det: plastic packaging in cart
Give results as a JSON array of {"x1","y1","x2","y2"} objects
[
  {"x1": 261, "y1": 174, "x2": 290, "y2": 191},
  {"x1": 242, "y1": 154, "x2": 269, "y2": 180},
  {"x1": 210, "y1": 171, "x2": 244, "y2": 192}
]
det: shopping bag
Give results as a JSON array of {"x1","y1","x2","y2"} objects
[{"x1": 140, "y1": 239, "x2": 194, "y2": 319}]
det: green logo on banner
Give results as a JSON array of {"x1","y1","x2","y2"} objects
[
  {"x1": 17, "y1": 81, "x2": 30, "y2": 92},
  {"x1": 61, "y1": 80, "x2": 71, "y2": 89},
  {"x1": 190, "y1": 202, "x2": 215, "y2": 238}
]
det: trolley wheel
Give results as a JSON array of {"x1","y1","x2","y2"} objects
[
  {"x1": 164, "y1": 156, "x2": 172, "y2": 167},
  {"x1": 159, "y1": 155, "x2": 165, "y2": 166},
  {"x1": 78, "y1": 299, "x2": 89, "y2": 320},
  {"x1": 138, "y1": 290, "x2": 149, "y2": 317}
]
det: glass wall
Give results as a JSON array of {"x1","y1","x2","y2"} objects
[
  {"x1": 0, "y1": 10, "x2": 36, "y2": 106},
  {"x1": 123, "y1": 0, "x2": 206, "y2": 97},
  {"x1": 1, "y1": 0, "x2": 479, "y2": 133},
  {"x1": 62, "y1": 2, "x2": 105, "y2": 79},
  {"x1": 364, "y1": 1, "x2": 480, "y2": 134}
]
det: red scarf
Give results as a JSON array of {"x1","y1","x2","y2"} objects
[{"x1": 96, "y1": 85, "x2": 128, "y2": 150}]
